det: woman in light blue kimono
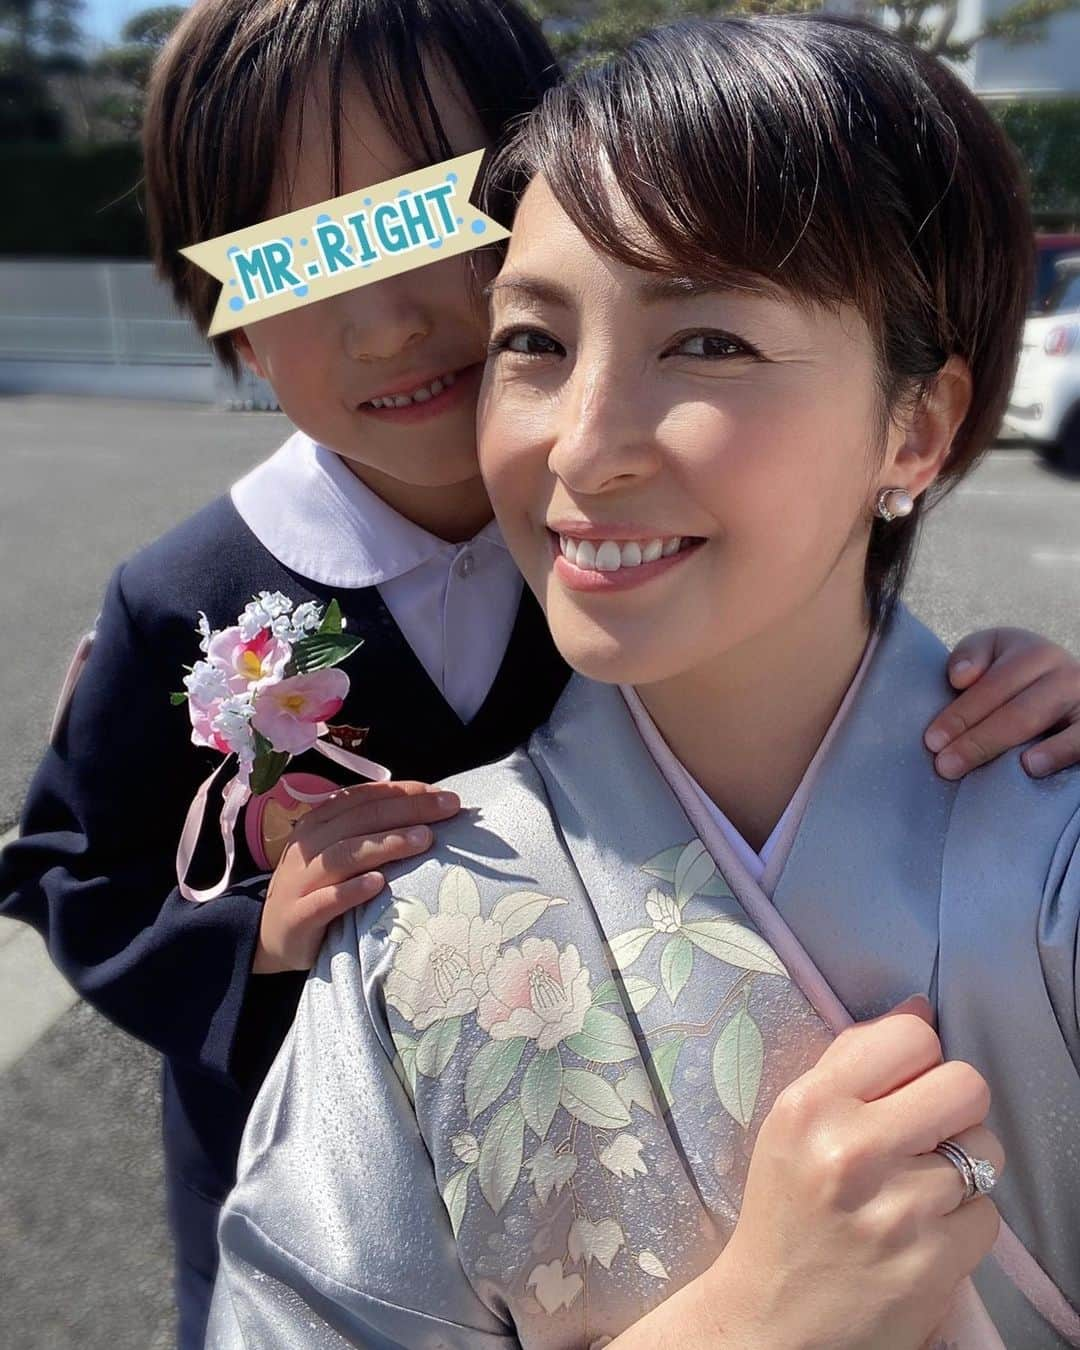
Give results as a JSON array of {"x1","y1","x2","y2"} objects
[{"x1": 207, "y1": 16, "x2": 1080, "y2": 1350}]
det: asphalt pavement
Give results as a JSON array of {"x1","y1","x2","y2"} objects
[{"x1": 0, "y1": 395, "x2": 1078, "y2": 1350}]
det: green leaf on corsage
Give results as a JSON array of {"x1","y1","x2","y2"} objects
[
  {"x1": 317, "y1": 598, "x2": 344, "y2": 635},
  {"x1": 170, "y1": 692, "x2": 189, "y2": 706},
  {"x1": 249, "y1": 729, "x2": 290, "y2": 796},
  {"x1": 249, "y1": 749, "x2": 290, "y2": 796},
  {"x1": 290, "y1": 632, "x2": 364, "y2": 674}
]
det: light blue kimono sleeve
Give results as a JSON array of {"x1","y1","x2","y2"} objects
[{"x1": 206, "y1": 905, "x2": 521, "y2": 1350}]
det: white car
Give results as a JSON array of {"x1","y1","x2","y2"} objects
[{"x1": 1004, "y1": 254, "x2": 1080, "y2": 471}]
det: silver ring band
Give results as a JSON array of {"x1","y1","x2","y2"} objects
[{"x1": 934, "y1": 1138, "x2": 998, "y2": 1202}]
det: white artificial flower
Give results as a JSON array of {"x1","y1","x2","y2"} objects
[
  {"x1": 195, "y1": 611, "x2": 214, "y2": 654},
  {"x1": 211, "y1": 693, "x2": 257, "y2": 763},
  {"x1": 183, "y1": 659, "x2": 230, "y2": 708},
  {"x1": 289, "y1": 601, "x2": 323, "y2": 635},
  {"x1": 239, "y1": 591, "x2": 294, "y2": 640}
]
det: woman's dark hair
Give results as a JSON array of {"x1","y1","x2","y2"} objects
[
  {"x1": 484, "y1": 15, "x2": 1034, "y2": 622},
  {"x1": 143, "y1": 0, "x2": 560, "y2": 377}
]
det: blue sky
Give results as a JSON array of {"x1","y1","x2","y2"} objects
[{"x1": 81, "y1": 0, "x2": 190, "y2": 43}]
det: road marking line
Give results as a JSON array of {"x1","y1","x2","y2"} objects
[
  {"x1": 1033, "y1": 550, "x2": 1080, "y2": 564},
  {"x1": 0, "y1": 824, "x2": 81, "y2": 1072},
  {"x1": 0, "y1": 827, "x2": 19, "y2": 949},
  {"x1": 0, "y1": 926, "x2": 80, "y2": 1073}
]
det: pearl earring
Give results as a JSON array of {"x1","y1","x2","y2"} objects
[{"x1": 875, "y1": 487, "x2": 914, "y2": 522}]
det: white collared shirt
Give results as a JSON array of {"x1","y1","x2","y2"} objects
[{"x1": 231, "y1": 431, "x2": 523, "y2": 723}]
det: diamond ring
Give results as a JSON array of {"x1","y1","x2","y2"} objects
[{"x1": 934, "y1": 1138, "x2": 998, "y2": 1203}]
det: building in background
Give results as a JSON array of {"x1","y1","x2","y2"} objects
[{"x1": 948, "y1": 0, "x2": 1080, "y2": 99}]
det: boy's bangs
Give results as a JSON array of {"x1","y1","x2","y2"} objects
[
  {"x1": 144, "y1": 0, "x2": 560, "y2": 377},
  {"x1": 156, "y1": 0, "x2": 559, "y2": 251},
  {"x1": 314, "y1": 11, "x2": 458, "y2": 200},
  {"x1": 249, "y1": 6, "x2": 473, "y2": 215}
]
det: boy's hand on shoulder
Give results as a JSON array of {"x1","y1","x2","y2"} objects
[
  {"x1": 253, "y1": 780, "x2": 460, "y2": 975},
  {"x1": 925, "y1": 627, "x2": 1080, "y2": 780}
]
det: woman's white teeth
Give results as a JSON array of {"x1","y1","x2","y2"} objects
[
  {"x1": 559, "y1": 535, "x2": 685, "y2": 571},
  {"x1": 369, "y1": 370, "x2": 456, "y2": 408},
  {"x1": 595, "y1": 541, "x2": 623, "y2": 571}
]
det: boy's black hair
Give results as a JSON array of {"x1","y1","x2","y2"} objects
[{"x1": 143, "y1": 0, "x2": 561, "y2": 376}]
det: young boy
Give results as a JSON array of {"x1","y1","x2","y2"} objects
[{"x1": 1, "y1": 1, "x2": 1077, "y2": 1346}]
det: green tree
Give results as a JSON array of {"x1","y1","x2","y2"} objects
[
  {"x1": 528, "y1": 0, "x2": 1080, "y2": 67},
  {"x1": 0, "y1": 0, "x2": 85, "y2": 140},
  {"x1": 91, "y1": 4, "x2": 186, "y2": 135}
]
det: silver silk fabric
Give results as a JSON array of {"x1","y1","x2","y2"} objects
[{"x1": 207, "y1": 606, "x2": 1080, "y2": 1349}]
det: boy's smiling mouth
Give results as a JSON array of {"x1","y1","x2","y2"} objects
[{"x1": 356, "y1": 362, "x2": 483, "y2": 423}]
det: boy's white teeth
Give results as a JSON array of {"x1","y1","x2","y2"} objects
[
  {"x1": 559, "y1": 535, "x2": 685, "y2": 572},
  {"x1": 369, "y1": 370, "x2": 456, "y2": 408}
]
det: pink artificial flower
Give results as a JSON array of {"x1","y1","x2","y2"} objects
[
  {"x1": 189, "y1": 701, "x2": 231, "y2": 755},
  {"x1": 251, "y1": 669, "x2": 348, "y2": 756},
  {"x1": 185, "y1": 661, "x2": 232, "y2": 754},
  {"x1": 207, "y1": 626, "x2": 292, "y2": 693}
]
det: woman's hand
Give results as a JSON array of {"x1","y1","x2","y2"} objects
[
  {"x1": 609, "y1": 997, "x2": 1003, "y2": 1350},
  {"x1": 926, "y1": 628, "x2": 1080, "y2": 779},
  {"x1": 702, "y1": 995, "x2": 1004, "y2": 1349},
  {"x1": 253, "y1": 780, "x2": 460, "y2": 974}
]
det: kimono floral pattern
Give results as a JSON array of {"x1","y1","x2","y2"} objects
[{"x1": 381, "y1": 837, "x2": 793, "y2": 1340}]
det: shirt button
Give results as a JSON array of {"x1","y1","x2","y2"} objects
[{"x1": 457, "y1": 551, "x2": 475, "y2": 579}]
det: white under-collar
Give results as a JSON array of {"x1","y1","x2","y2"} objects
[
  {"x1": 621, "y1": 683, "x2": 793, "y2": 882},
  {"x1": 230, "y1": 430, "x2": 506, "y2": 589}
]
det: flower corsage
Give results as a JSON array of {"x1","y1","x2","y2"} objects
[{"x1": 173, "y1": 591, "x2": 389, "y2": 902}]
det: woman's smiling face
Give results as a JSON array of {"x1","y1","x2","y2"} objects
[{"x1": 478, "y1": 173, "x2": 905, "y2": 688}]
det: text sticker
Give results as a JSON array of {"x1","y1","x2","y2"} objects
[{"x1": 181, "y1": 150, "x2": 507, "y2": 336}]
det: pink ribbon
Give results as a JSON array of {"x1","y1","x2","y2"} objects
[
  {"x1": 49, "y1": 629, "x2": 96, "y2": 746},
  {"x1": 311, "y1": 723, "x2": 392, "y2": 785},
  {"x1": 176, "y1": 758, "x2": 252, "y2": 904},
  {"x1": 176, "y1": 731, "x2": 391, "y2": 904}
]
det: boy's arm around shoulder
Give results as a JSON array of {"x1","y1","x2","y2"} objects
[
  {"x1": 944, "y1": 753, "x2": 1080, "y2": 1068},
  {"x1": 0, "y1": 558, "x2": 276, "y2": 1087}
]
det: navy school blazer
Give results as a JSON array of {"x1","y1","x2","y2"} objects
[{"x1": 0, "y1": 493, "x2": 571, "y2": 1203}]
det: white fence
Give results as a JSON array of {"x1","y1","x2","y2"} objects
[{"x1": 0, "y1": 259, "x2": 277, "y2": 406}]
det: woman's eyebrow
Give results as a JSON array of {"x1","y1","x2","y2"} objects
[
  {"x1": 482, "y1": 275, "x2": 572, "y2": 307},
  {"x1": 482, "y1": 272, "x2": 782, "y2": 307},
  {"x1": 636, "y1": 274, "x2": 784, "y2": 305}
]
